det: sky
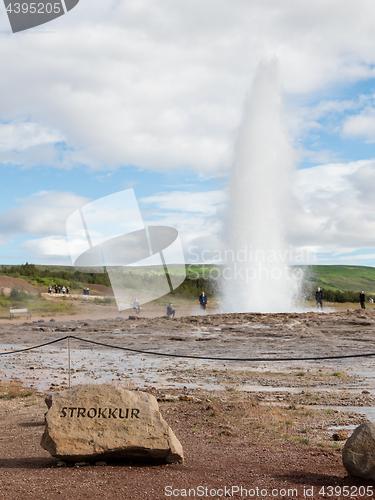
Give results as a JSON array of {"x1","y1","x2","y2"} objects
[{"x1": 1, "y1": 0, "x2": 375, "y2": 266}]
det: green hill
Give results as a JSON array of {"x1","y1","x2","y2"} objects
[
  {"x1": 2, "y1": 263, "x2": 375, "y2": 300},
  {"x1": 302, "y1": 265, "x2": 375, "y2": 294}
]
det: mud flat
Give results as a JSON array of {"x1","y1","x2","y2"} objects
[{"x1": 1, "y1": 309, "x2": 375, "y2": 394}]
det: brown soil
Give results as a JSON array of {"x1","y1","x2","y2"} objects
[
  {"x1": 1, "y1": 310, "x2": 375, "y2": 498},
  {"x1": 0, "y1": 389, "x2": 373, "y2": 500},
  {"x1": 0, "y1": 276, "x2": 42, "y2": 294}
]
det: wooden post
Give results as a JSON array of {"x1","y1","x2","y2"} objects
[{"x1": 68, "y1": 336, "x2": 71, "y2": 389}]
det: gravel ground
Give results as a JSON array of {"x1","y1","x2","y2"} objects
[
  {"x1": 0, "y1": 389, "x2": 373, "y2": 500},
  {"x1": 1, "y1": 310, "x2": 375, "y2": 499}
]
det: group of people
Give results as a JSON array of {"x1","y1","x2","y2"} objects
[
  {"x1": 132, "y1": 291, "x2": 208, "y2": 319},
  {"x1": 166, "y1": 291, "x2": 208, "y2": 318},
  {"x1": 316, "y1": 287, "x2": 374, "y2": 310},
  {"x1": 82, "y1": 287, "x2": 90, "y2": 295},
  {"x1": 48, "y1": 284, "x2": 69, "y2": 295}
]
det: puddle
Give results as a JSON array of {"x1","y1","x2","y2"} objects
[
  {"x1": 328, "y1": 425, "x2": 357, "y2": 431},
  {"x1": 326, "y1": 406, "x2": 375, "y2": 422}
]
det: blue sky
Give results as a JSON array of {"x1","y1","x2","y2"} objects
[{"x1": 1, "y1": 0, "x2": 375, "y2": 266}]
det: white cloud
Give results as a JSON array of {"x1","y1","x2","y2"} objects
[
  {"x1": 22, "y1": 235, "x2": 70, "y2": 258},
  {"x1": 0, "y1": 191, "x2": 89, "y2": 238},
  {"x1": 291, "y1": 160, "x2": 375, "y2": 252},
  {"x1": 342, "y1": 107, "x2": 375, "y2": 143},
  {"x1": 0, "y1": 122, "x2": 63, "y2": 152},
  {"x1": 140, "y1": 191, "x2": 226, "y2": 216},
  {"x1": 2, "y1": 1, "x2": 375, "y2": 172}
]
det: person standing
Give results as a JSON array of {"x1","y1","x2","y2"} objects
[
  {"x1": 316, "y1": 287, "x2": 323, "y2": 310},
  {"x1": 360, "y1": 290, "x2": 366, "y2": 309},
  {"x1": 199, "y1": 291, "x2": 207, "y2": 310}
]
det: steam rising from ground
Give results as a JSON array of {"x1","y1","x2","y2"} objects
[{"x1": 222, "y1": 61, "x2": 302, "y2": 312}]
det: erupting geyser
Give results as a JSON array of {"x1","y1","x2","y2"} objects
[{"x1": 223, "y1": 61, "x2": 301, "y2": 312}]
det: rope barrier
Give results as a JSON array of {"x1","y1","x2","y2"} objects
[
  {"x1": 0, "y1": 334, "x2": 375, "y2": 362},
  {"x1": 0, "y1": 336, "x2": 69, "y2": 355}
]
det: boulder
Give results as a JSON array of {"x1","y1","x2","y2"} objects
[
  {"x1": 40, "y1": 384, "x2": 183, "y2": 464},
  {"x1": 343, "y1": 422, "x2": 375, "y2": 479}
]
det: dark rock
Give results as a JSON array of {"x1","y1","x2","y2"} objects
[
  {"x1": 332, "y1": 430, "x2": 348, "y2": 441},
  {"x1": 343, "y1": 422, "x2": 375, "y2": 479}
]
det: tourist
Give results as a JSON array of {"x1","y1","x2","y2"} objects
[
  {"x1": 83, "y1": 287, "x2": 86, "y2": 295},
  {"x1": 58, "y1": 285, "x2": 61, "y2": 294},
  {"x1": 315, "y1": 287, "x2": 323, "y2": 310},
  {"x1": 369, "y1": 297, "x2": 374, "y2": 304},
  {"x1": 360, "y1": 290, "x2": 366, "y2": 309},
  {"x1": 199, "y1": 291, "x2": 207, "y2": 310},
  {"x1": 86, "y1": 287, "x2": 90, "y2": 295},
  {"x1": 133, "y1": 298, "x2": 141, "y2": 314},
  {"x1": 48, "y1": 285, "x2": 52, "y2": 294},
  {"x1": 62, "y1": 286, "x2": 66, "y2": 294},
  {"x1": 166, "y1": 303, "x2": 175, "y2": 318},
  {"x1": 55, "y1": 284, "x2": 58, "y2": 294},
  {"x1": 66, "y1": 287, "x2": 70, "y2": 295}
]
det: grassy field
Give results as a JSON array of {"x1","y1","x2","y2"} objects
[
  {"x1": 1, "y1": 264, "x2": 375, "y2": 314},
  {"x1": 302, "y1": 265, "x2": 375, "y2": 293},
  {"x1": 0, "y1": 289, "x2": 76, "y2": 319}
]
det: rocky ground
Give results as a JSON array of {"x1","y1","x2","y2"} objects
[{"x1": 1, "y1": 309, "x2": 375, "y2": 498}]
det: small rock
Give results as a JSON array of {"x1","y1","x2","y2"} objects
[
  {"x1": 128, "y1": 316, "x2": 137, "y2": 320},
  {"x1": 56, "y1": 461, "x2": 67, "y2": 467},
  {"x1": 332, "y1": 430, "x2": 348, "y2": 441},
  {"x1": 50, "y1": 318, "x2": 56, "y2": 322},
  {"x1": 343, "y1": 422, "x2": 375, "y2": 479},
  {"x1": 362, "y1": 390, "x2": 371, "y2": 394},
  {"x1": 157, "y1": 395, "x2": 178, "y2": 402},
  {"x1": 219, "y1": 430, "x2": 233, "y2": 436},
  {"x1": 74, "y1": 462, "x2": 88, "y2": 467},
  {"x1": 179, "y1": 395, "x2": 193, "y2": 401},
  {"x1": 95, "y1": 461, "x2": 107, "y2": 466}
]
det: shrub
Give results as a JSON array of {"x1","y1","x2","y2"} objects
[{"x1": 10, "y1": 288, "x2": 29, "y2": 302}]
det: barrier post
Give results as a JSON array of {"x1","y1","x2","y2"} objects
[{"x1": 68, "y1": 336, "x2": 71, "y2": 389}]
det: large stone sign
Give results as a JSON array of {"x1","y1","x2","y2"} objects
[
  {"x1": 40, "y1": 384, "x2": 183, "y2": 464},
  {"x1": 343, "y1": 422, "x2": 375, "y2": 479}
]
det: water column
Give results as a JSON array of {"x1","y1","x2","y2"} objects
[{"x1": 223, "y1": 60, "x2": 301, "y2": 312}]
